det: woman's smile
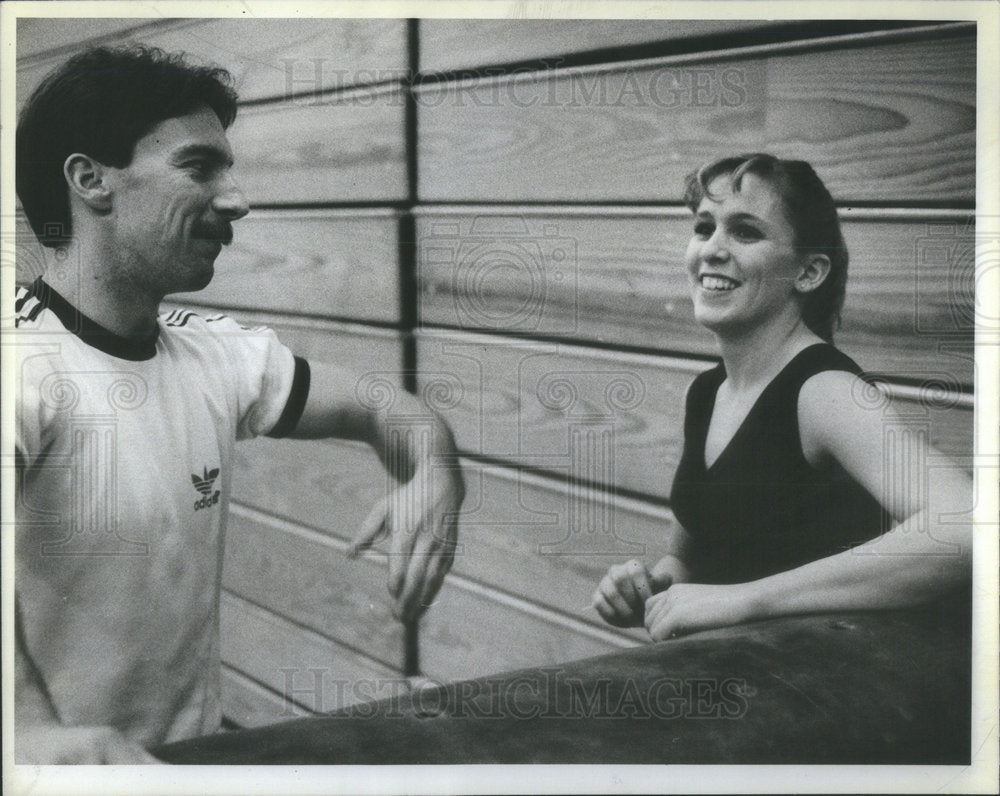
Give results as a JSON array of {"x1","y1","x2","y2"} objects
[{"x1": 685, "y1": 172, "x2": 805, "y2": 334}]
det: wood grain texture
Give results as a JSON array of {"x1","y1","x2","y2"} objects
[
  {"x1": 16, "y1": 18, "x2": 185, "y2": 59},
  {"x1": 231, "y1": 438, "x2": 674, "y2": 629},
  {"x1": 221, "y1": 591, "x2": 400, "y2": 716},
  {"x1": 169, "y1": 210, "x2": 401, "y2": 323},
  {"x1": 416, "y1": 211, "x2": 976, "y2": 384},
  {"x1": 417, "y1": 330, "x2": 710, "y2": 498},
  {"x1": 416, "y1": 34, "x2": 975, "y2": 203},
  {"x1": 418, "y1": 19, "x2": 779, "y2": 72},
  {"x1": 16, "y1": 19, "x2": 406, "y2": 106},
  {"x1": 223, "y1": 507, "x2": 406, "y2": 670},
  {"x1": 415, "y1": 330, "x2": 973, "y2": 497},
  {"x1": 417, "y1": 576, "x2": 633, "y2": 682},
  {"x1": 220, "y1": 664, "x2": 314, "y2": 729},
  {"x1": 223, "y1": 505, "x2": 630, "y2": 682},
  {"x1": 15, "y1": 19, "x2": 200, "y2": 106},
  {"x1": 228, "y1": 93, "x2": 407, "y2": 204}
]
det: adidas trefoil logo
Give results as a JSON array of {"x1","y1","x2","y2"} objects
[{"x1": 192, "y1": 465, "x2": 221, "y2": 511}]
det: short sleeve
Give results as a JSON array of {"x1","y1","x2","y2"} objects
[{"x1": 203, "y1": 315, "x2": 311, "y2": 440}]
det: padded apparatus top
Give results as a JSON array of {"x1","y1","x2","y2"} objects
[{"x1": 155, "y1": 591, "x2": 971, "y2": 765}]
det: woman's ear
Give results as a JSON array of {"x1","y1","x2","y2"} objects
[
  {"x1": 794, "y1": 253, "x2": 831, "y2": 295},
  {"x1": 64, "y1": 154, "x2": 112, "y2": 212}
]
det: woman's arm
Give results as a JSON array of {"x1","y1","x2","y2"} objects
[{"x1": 645, "y1": 370, "x2": 972, "y2": 640}]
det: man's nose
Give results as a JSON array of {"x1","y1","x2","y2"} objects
[{"x1": 213, "y1": 174, "x2": 250, "y2": 221}]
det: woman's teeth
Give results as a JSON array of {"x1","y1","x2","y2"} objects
[{"x1": 701, "y1": 275, "x2": 739, "y2": 291}]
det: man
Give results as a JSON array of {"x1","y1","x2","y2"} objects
[{"x1": 13, "y1": 45, "x2": 464, "y2": 763}]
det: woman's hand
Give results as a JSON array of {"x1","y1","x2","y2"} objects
[
  {"x1": 644, "y1": 582, "x2": 757, "y2": 641},
  {"x1": 592, "y1": 555, "x2": 688, "y2": 628}
]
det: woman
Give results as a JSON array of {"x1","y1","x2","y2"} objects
[{"x1": 593, "y1": 154, "x2": 972, "y2": 641}]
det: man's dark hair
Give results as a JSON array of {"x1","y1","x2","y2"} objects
[{"x1": 16, "y1": 45, "x2": 239, "y2": 248}]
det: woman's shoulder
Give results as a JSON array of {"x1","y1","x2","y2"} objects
[
  {"x1": 796, "y1": 361, "x2": 878, "y2": 468},
  {"x1": 788, "y1": 342, "x2": 864, "y2": 379}
]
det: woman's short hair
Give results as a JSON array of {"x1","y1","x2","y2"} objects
[
  {"x1": 16, "y1": 45, "x2": 239, "y2": 248},
  {"x1": 683, "y1": 153, "x2": 848, "y2": 343}
]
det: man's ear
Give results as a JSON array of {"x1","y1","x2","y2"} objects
[
  {"x1": 794, "y1": 253, "x2": 832, "y2": 295},
  {"x1": 63, "y1": 154, "x2": 112, "y2": 211}
]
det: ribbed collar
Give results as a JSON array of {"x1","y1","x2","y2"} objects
[{"x1": 27, "y1": 277, "x2": 159, "y2": 361}]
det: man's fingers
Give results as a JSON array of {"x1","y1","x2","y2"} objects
[
  {"x1": 394, "y1": 536, "x2": 434, "y2": 621},
  {"x1": 348, "y1": 500, "x2": 388, "y2": 559},
  {"x1": 387, "y1": 502, "x2": 418, "y2": 600},
  {"x1": 406, "y1": 548, "x2": 451, "y2": 622}
]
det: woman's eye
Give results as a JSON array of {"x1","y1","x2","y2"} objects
[
  {"x1": 693, "y1": 222, "x2": 714, "y2": 238},
  {"x1": 732, "y1": 224, "x2": 762, "y2": 241}
]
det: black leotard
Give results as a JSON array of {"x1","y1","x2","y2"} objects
[{"x1": 670, "y1": 343, "x2": 891, "y2": 584}]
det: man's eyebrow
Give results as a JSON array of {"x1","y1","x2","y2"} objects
[{"x1": 171, "y1": 144, "x2": 234, "y2": 167}]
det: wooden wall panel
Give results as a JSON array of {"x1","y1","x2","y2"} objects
[
  {"x1": 16, "y1": 19, "x2": 406, "y2": 106},
  {"x1": 417, "y1": 33, "x2": 974, "y2": 203},
  {"x1": 224, "y1": 507, "x2": 406, "y2": 670},
  {"x1": 418, "y1": 577, "x2": 634, "y2": 682},
  {"x1": 417, "y1": 331, "x2": 710, "y2": 499},
  {"x1": 221, "y1": 591, "x2": 399, "y2": 715},
  {"x1": 415, "y1": 330, "x2": 973, "y2": 497},
  {"x1": 416, "y1": 211, "x2": 976, "y2": 384},
  {"x1": 228, "y1": 94, "x2": 407, "y2": 204},
  {"x1": 16, "y1": 18, "x2": 181, "y2": 59},
  {"x1": 170, "y1": 210, "x2": 401, "y2": 323},
  {"x1": 231, "y1": 438, "x2": 675, "y2": 626},
  {"x1": 223, "y1": 505, "x2": 633, "y2": 683},
  {"x1": 109, "y1": 18, "x2": 407, "y2": 103},
  {"x1": 220, "y1": 665, "x2": 314, "y2": 728},
  {"x1": 419, "y1": 19, "x2": 778, "y2": 72},
  {"x1": 14, "y1": 19, "x2": 198, "y2": 106}
]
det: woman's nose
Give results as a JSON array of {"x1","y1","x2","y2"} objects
[{"x1": 699, "y1": 230, "x2": 729, "y2": 264}]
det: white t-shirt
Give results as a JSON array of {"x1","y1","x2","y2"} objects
[{"x1": 14, "y1": 279, "x2": 310, "y2": 747}]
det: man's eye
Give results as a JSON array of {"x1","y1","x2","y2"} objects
[
  {"x1": 693, "y1": 222, "x2": 714, "y2": 238},
  {"x1": 186, "y1": 161, "x2": 214, "y2": 177}
]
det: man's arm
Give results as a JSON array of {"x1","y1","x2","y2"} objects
[{"x1": 287, "y1": 361, "x2": 465, "y2": 622}]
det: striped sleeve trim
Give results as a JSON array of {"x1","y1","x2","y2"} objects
[
  {"x1": 14, "y1": 284, "x2": 44, "y2": 327},
  {"x1": 266, "y1": 356, "x2": 311, "y2": 438}
]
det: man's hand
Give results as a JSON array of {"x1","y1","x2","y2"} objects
[
  {"x1": 592, "y1": 557, "x2": 686, "y2": 628},
  {"x1": 349, "y1": 460, "x2": 464, "y2": 622},
  {"x1": 644, "y1": 582, "x2": 757, "y2": 641},
  {"x1": 16, "y1": 724, "x2": 161, "y2": 764}
]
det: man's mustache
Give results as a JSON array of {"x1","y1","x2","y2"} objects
[{"x1": 192, "y1": 222, "x2": 233, "y2": 245}]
